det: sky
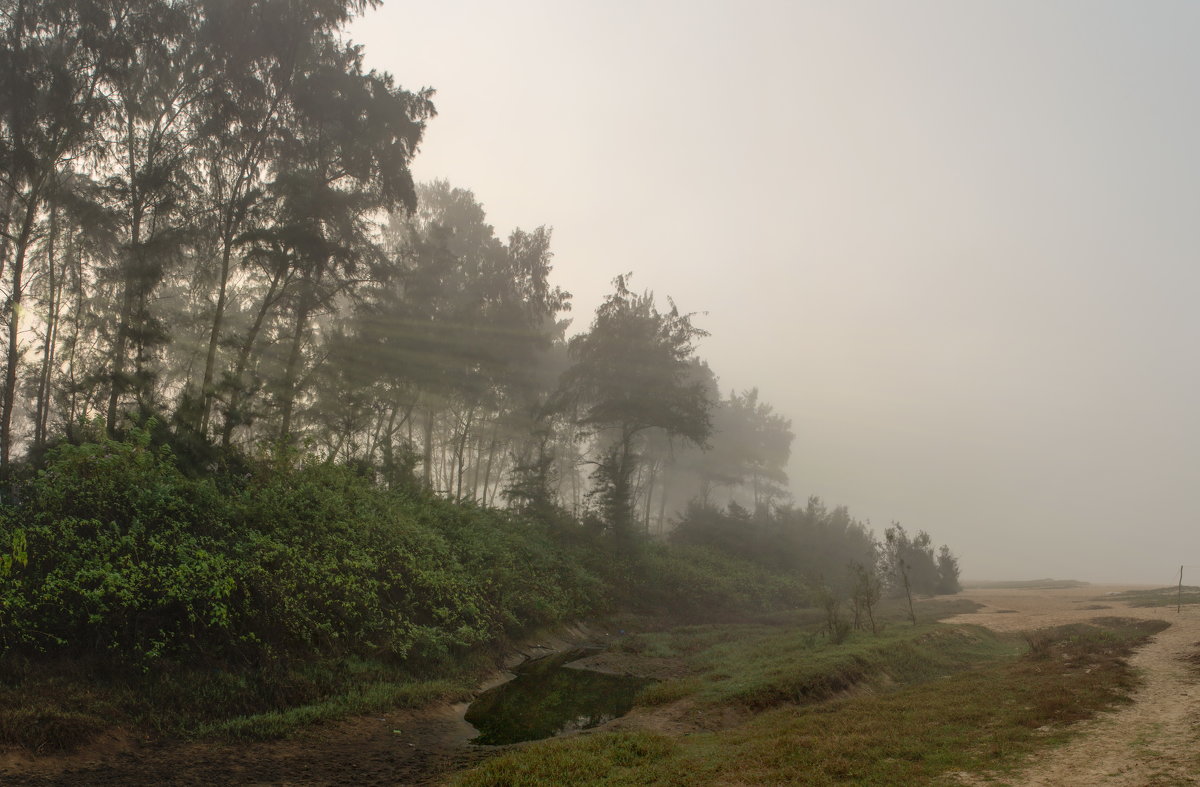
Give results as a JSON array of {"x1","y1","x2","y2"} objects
[{"x1": 350, "y1": 1, "x2": 1200, "y2": 584}]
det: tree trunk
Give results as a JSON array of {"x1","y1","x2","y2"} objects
[
  {"x1": 422, "y1": 404, "x2": 435, "y2": 488},
  {"x1": 33, "y1": 204, "x2": 61, "y2": 448},
  {"x1": 107, "y1": 117, "x2": 142, "y2": 434},
  {"x1": 221, "y1": 265, "x2": 286, "y2": 449},
  {"x1": 277, "y1": 282, "x2": 312, "y2": 443},
  {"x1": 656, "y1": 462, "x2": 670, "y2": 536},
  {"x1": 0, "y1": 190, "x2": 14, "y2": 285},
  {"x1": 642, "y1": 461, "x2": 656, "y2": 534},
  {"x1": 481, "y1": 422, "x2": 500, "y2": 507},
  {"x1": 454, "y1": 404, "x2": 474, "y2": 501},
  {"x1": 198, "y1": 240, "x2": 234, "y2": 433},
  {"x1": 1, "y1": 201, "x2": 37, "y2": 466},
  {"x1": 63, "y1": 242, "x2": 84, "y2": 424}
]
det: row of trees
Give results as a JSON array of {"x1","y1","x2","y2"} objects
[
  {"x1": 0, "y1": 0, "x2": 433, "y2": 460},
  {"x1": 1, "y1": 1, "x2": 962, "y2": 584},
  {"x1": 673, "y1": 500, "x2": 961, "y2": 628},
  {"x1": 0, "y1": 0, "x2": 784, "y2": 541}
]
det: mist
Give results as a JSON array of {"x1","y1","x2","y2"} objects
[
  {"x1": 8, "y1": 4, "x2": 1200, "y2": 783},
  {"x1": 350, "y1": 1, "x2": 1200, "y2": 585}
]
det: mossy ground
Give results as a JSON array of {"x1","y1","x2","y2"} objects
[{"x1": 451, "y1": 610, "x2": 1167, "y2": 786}]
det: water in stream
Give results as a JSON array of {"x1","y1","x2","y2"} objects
[{"x1": 464, "y1": 648, "x2": 653, "y2": 745}]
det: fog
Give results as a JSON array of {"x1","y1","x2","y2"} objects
[{"x1": 352, "y1": 1, "x2": 1200, "y2": 585}]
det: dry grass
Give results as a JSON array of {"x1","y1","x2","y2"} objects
[{"x1": 451, "y1": 617, "x2": 1168, "y2": 786}]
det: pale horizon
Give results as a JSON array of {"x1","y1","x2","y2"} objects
[{"x1": 352, "y1": 1, "x2": 1200, "y2": 586}]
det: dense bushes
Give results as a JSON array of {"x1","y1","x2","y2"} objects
[
  {"x1": 0, "y1": 430, "x2": 604, "y2": 670},
  {"x1": 0, "y1": 431, "x2": 814, "y2": 675},
  {"x1": 672, "y1": 499, "x2": 962, "y2": 603},
  {"x1": 623, "y1": 543, "x2": 809, "y2": 619}
]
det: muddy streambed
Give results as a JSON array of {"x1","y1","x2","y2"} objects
[
  {"x1": 0, "y1": 631, "x2": 658, "y2": 785},
  {"x1": 464, "y1": 647, "x2": 653, "y2": 745}
]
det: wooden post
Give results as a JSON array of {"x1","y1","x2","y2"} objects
[{"x1": 1178, "y1": 565, "x2": 1184, "y2": 614}]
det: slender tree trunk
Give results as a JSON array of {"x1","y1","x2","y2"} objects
[
  {"x1": 221, "y1": 266, "x2": 285, "y2": 449},
  {"x1": 901, "y1": 561, "x2": 917, "y2": 626},
  {"x1": 1, "y1": 201, "x2": 37, "y2": 466},
  {"x1": 199, "y1": 240, "x2": 234, "y2": 433},
  {"x1": 438, "y1": 420, "x2": 448, "y2": 491},
  {"x1": 108, "y1": 118, "x2": 142, "y2": 434},
  {"x1": 454, "y1": 404, "x2": 474, "y2": 501},
  {"x1": 0, "y1": 190, "x2": 14, "y2": 285},
  {"x1": 421, "y1": 404, "x2": 434, "y2": 488},
  {"x1": 64, "y1": 244, "x2": 84, "y2": 424},
  {"x1": 657, "y1": 462, "x2": 670, "y2": 536},
  {"x1": 469, "y1": 430, "x2": 484, "y2": 501},
  {"x1": 481, "y1": 423, "x2": 500, "y2": 507},
  {"x1": 644, "y1": 459, "x2": 662, "y2": 533},
  {"x1": 379, "y1": 402, "x2": 399, "y2": 483},
  {"x1": 278, "y1": 282, "x2": 312, "y2": 443},
  {"x1": 34, "y1": 204, "x2": 60, "y2": 448}
]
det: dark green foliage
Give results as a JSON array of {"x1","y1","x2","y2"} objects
[
  {"x1": 672, "y1": 498, "x2": 881, "y2": 598},
  {"x1": 564, "y1": 275, "x2": 712, "y2": 548},
  {"x1": 882, "y1": 523, "x2": 960, "y2": 598},
  {"x1": 0, "y1": 430, "x2": 810, "y2": 681},
  {"x1": 0, "y1": 430, "x2": 601, "y2": 670},
  {"x1": 621, "y1": 543, "x2": 809, "y2": 619},
  {"x1": 936, "y1": 544, "x2": 962, "y2": 594}
]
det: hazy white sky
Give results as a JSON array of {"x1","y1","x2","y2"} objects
[{"x1": 351, "y1": 1, "x2": 1200, "y2": 584}]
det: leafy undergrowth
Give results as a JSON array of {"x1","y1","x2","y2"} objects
[
  {"x1": 0, "y1": 432, "x2": 816, "y2": 751},
  {"x1": 451, "y1": 617, "x2": 1169, "y2": 786},
  {"x1": 1107, "y1": 586, "x2": 1200, "y2": 608}
]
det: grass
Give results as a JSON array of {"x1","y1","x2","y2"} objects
[
  {"x1": 618, "y1": 597, "x2": 987, "y2": 712},
  {"x1": 624, "y1": 621, "x2": 1010, "y2": 712},
  {"x1": 195, "y1": 677, "x2": 474, "y2": 740},
  {"x1": 1107, "y1": 586, "x2": 1200, "y2": 608},
  {"x1": 451, "y1": 615, "x2": 1169, "y2": 786}
]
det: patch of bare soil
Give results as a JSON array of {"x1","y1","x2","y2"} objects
[
  {"x1": 946, "y1": 585, "x2": 1200, "y2": 786},
  {"x1": 0, "y1": 703, "x2": 488, "y2": 787}
]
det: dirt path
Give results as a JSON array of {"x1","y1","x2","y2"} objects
[{"x1": 946, "y1": 585, "x2": 1200, "y2": 786}]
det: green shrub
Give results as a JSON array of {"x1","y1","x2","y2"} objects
[
  {"x1": 0, "y1": 431, "x2": 605, "y2": 671},
  {"x1": 621, "y1": 543, "x2": 809, "y2": 618}
]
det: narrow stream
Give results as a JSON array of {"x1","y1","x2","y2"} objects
[{"x1": 464, "y1": 648, "x2": 653, "y2": 745}]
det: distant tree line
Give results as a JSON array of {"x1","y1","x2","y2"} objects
[
  {"x1": 673, "y1": 500, "x2": 960, "y2": 613},
  {"x1": 0, "y1": 0, "x2": 962, "y2": 594}
]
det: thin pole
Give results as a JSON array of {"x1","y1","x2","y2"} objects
[{"x1": 1178, "y1": 565, "x2": 1184, "y2": 614}]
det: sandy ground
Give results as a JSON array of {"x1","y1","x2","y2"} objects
[{"x1": 946, "y1": 584, "x2": 1200, "y2": 786}]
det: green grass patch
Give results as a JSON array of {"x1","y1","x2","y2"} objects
[
  {"x1": 626, "y1": 622, "x2": 1012, "y2": 711},
  {"x1": 195, "y1": 677, "x2": 472, "y2": 740},
  {"x1": 1106, "y1": 586, "x2": 1200, "y2": 608},
  {"x1": 615, "y1": 596, "x2": 986, "y2": 711},
  {"x1": 451, "y1": 617, "x2": 1168, "y2": 786}
]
